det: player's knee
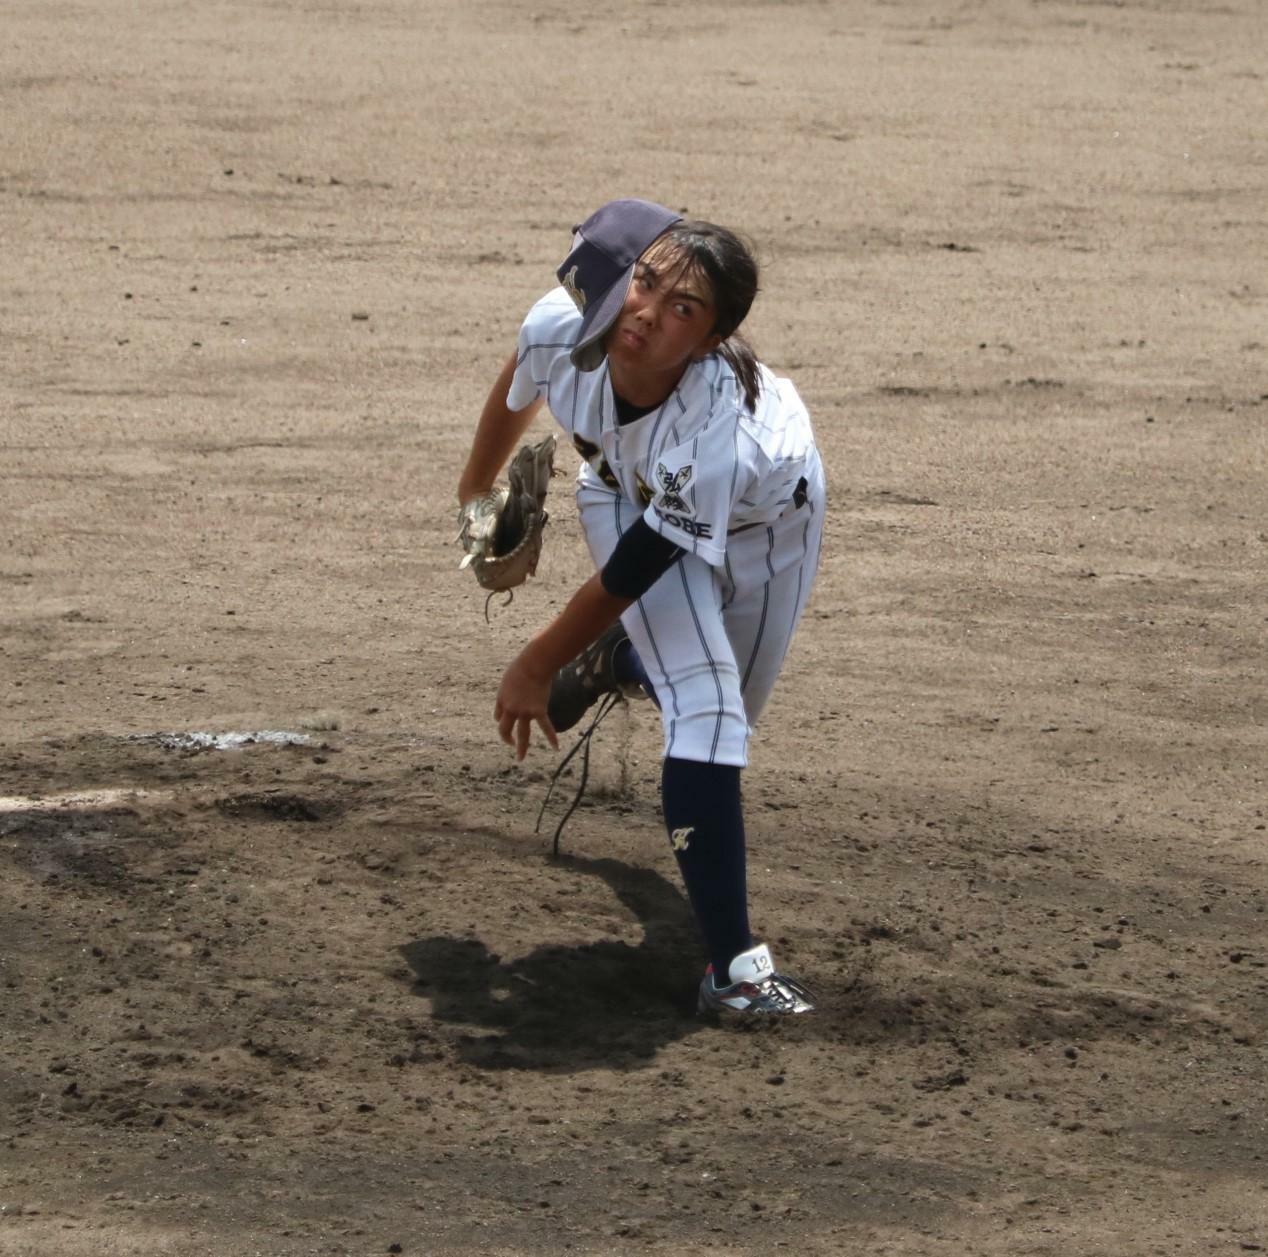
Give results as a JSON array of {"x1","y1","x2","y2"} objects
[{"x1": 663, "y1": 705, "x2": 749, "y2": 766}]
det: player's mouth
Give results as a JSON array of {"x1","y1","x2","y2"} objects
[{"x1": 617, "y1": 326, "x2": 647, "y2": 351}]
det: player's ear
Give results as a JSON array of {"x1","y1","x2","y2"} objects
[{"x1": 692, "y1": 333, "x2": 724, "y2": 360}]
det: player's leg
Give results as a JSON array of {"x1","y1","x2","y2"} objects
[
  {"x1": 572, "y1": 484, "x2": 814, "y2": 1013},
  {"x1": 685, "y1": 470, "x2": 824, "y2": 1014},
  {"x1": 576, "y1": 482, "x2": 753, "y2": 976},
  {"x1": 625, "y1": 551, "x2": 756, "y2": 982}
]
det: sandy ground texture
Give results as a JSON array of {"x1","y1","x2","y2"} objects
[{"x1": 3, "y1": 0, "x2": 1267, "y2": 1253}]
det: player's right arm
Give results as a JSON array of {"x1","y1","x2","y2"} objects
[
  {"x1": 457, "y1": 353, "x2": 544, "y2": 504},
  {"x1": 494, "y1": 520, "x2": 683, "y2": 759}
]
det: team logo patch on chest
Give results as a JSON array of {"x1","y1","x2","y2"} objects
[{"x1": 655, "y1": 462, "x2": 693, "y2": 513}]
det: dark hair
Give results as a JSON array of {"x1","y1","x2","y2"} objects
[{"x1": 658, "y1": 219, "x2": 762, "y2": 410}]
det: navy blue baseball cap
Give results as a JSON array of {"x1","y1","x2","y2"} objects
[{"x1": 556, "y1": 198, "x2": 683, "y2": 371}]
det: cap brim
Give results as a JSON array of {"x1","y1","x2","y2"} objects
[{"x1": 569, "y1": 261, "x2": 636, "y2": 372}]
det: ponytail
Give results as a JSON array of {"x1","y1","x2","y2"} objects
[{"x1": 718, "y1": 331, "x2": 761, "y2": 411}]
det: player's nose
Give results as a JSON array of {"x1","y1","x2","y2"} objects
[{"x1": 633, "y1": 294, "x2": 659, "y2": 327}]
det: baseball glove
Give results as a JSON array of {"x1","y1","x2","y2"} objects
[{"x1": 457, "y1": 434, "x2": 556, "y2": 616}]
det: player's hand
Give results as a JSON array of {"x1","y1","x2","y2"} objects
[{"x1": 494, "y1": 654, "x2": 559, "y2": 761}]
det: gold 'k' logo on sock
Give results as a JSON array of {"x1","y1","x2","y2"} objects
[{"x1": 670, "y1": 826, "x2": 694, "y2": 852}]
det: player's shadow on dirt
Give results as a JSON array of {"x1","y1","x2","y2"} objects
[{"x1": 398, "y1": 854, "x2": 702, "y2": 1072}]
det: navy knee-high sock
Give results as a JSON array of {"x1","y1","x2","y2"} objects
[{"x1": 660, "y1": 757, "x2": 752, "y2": 980}]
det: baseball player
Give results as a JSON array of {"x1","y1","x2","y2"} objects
[{"x1": 457, "y1": 198, "x2": 826, "y2": 1015}]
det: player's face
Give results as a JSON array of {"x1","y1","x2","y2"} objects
[{"x1": 604, "y1": 242, "x2": 723, "y2": 401}]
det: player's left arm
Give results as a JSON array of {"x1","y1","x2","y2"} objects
[{"x1": 457, "y1": 353, "x2": 545, "y2": 505}]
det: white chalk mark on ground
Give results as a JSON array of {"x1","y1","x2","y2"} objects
[
  {"x1": 0, "y1": 788, "x2": 161, "y2": 813},
  {"x1": 129, "y1": 730, "x2": 316, "y2": 751},
  {"x1": 0, "y1": 731, "x2": 316, "y2": 813}
]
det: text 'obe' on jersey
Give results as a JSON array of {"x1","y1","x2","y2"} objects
[{"x1": 653, "y1": 506, "x2": 713, "y2": 538}]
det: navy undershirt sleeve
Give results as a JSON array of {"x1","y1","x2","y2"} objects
[{"x1": 599, "y1": 517, "x2": 685, "y2": 600}]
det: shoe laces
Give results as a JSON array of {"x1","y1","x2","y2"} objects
[
  {"x1": 712, "y1": 971, "x2": 814, "y2": 1014},
  {"x1": 572, "y1": 627, "x2": 622, "y2": 695},
  {"x1": 748, "y1": 974, "x2": 814, "y2": 1013},
  {"x1": 535, "y1": 689, "x2": 623, "y2": 857}
]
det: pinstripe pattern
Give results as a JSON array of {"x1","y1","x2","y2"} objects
[
  {"x1": 633, "y1": 593, "x2": 680, "y2": 742},
  {"x1": 738, "y1": 527, "x2": 776, "y2": 695},
  {"x1": 608, "y1": 491, "x2": 686, "y2": 744},
  {"x1": 675, "y1": 560, "x2": 725, "y2": 761}
]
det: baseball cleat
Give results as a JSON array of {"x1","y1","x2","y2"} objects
[
  {"x1": 546, "y1": 623, "x2": 640, "y2": 734},
  {"x1": 697, "y1": 943, "x2": 816, "y2": 1016}
]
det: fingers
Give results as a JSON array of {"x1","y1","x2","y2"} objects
[
  {"x1": 495, "y1": 703, "x2": 515, "y2": 750},
  {"x1": 539, "y1": 714, "x2": 559, "y2": 752},
  {"x1": 494, "y1": 700, "x2": 557, "y2": 760}
]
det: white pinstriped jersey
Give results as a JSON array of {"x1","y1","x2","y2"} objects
[{"x1": 506, "y1": 287, "x2": 820, "y2": 568}]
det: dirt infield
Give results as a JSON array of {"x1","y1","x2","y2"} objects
[{"x1": 3, "y1": 1, "x2": 1266, "y2": 1253}]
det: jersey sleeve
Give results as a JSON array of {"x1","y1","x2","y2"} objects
[
  {"x1": 641, "y1": 419, "x2": 748, "y2": 568},
  {"x1": 506, "y1": 288, "x2": 582, "y2": 413},
  {"x1": 641, "y1": 372, "x2": 818, "y2": 567}
]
